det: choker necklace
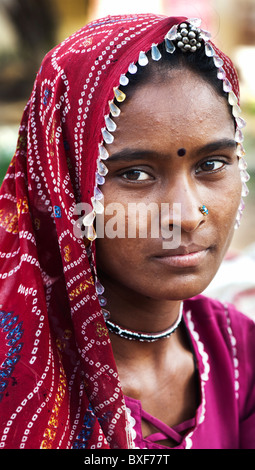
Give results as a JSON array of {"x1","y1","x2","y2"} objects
[{"x1": 105, "y1": 302, "x2": 183, "y2": 342}]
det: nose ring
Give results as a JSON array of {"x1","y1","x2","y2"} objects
[{"x1": 199, "y1": 205, "x2": 209, "y2": 216}]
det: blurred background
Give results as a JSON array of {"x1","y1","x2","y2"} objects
[{"x1": 0, "y1": 0, "x2": 254, "y2": 314}]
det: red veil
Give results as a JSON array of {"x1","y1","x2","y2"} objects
[{"x1": 0, "y1": 14, "x2": 240, "y2": 449}]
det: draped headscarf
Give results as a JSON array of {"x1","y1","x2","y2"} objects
[{"x1": 0, "y1": 14, "x2": 244, "y2": 449}]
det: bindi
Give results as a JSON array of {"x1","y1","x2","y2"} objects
[{"x1": 177, "y1": 148, "x2": 186, "y2": 157}]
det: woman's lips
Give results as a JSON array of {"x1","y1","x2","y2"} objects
[{"x1": 153, "y1": 246, "x2": 210, "y2": 268}]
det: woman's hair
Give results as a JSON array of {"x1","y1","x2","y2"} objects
[{"x1": 118, "y1": 40, "x2": 233, "y2": 118}]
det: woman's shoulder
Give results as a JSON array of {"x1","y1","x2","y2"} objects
[
  {"x1": 185, "y1": 293, "x2": 253, "y2": 321},
  {"x1": 184, "y1": 296, "x2": 255, "y2": 436},
  {"x1": 184, "y1": 294, "x2": 255, "y2": 346}
]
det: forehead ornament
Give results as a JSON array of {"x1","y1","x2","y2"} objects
[
  {"x1": 174, "y1": 22, "x2": 203, "y2": 53},
  {"x1": 177, "y1": 148, "x2": 186, "y2": 157},
  {"x1": 82, "y1": 17, "x2": 249, "y2": 313}
]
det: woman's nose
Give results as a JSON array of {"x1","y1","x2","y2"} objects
[{"x1": 161, "y1": 177, "x2": 206, "y2": 233}]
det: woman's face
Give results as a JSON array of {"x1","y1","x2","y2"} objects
[{"x1": 96, "y1": 68, "x2": 242, "y2": 301}]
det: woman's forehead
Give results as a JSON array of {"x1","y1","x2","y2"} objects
[{"x1": 109, "y1": 70, "x2": 234, "y2": 147}]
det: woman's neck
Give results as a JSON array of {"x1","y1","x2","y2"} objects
[
  {"x1": 99, "y1": 277, "x2": 196, "y2": 429},
  {"x1": 102, "y1": 278, "x2": 182, "y2": 332},
  {"x1": 100, "y1": 276, "x2": 184, "y2": 359}
]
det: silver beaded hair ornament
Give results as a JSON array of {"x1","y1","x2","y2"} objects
[{"x1": 83, "y1": 17, "x2": 249, "y2": 310}]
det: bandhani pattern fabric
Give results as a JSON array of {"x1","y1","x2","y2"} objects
[{"x1": 0, "y1": 14, "x2": 243, "y2": 449}]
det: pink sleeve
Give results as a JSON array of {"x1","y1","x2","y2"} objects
[{"x1": 229, "y1": 305, "x2": 255, "y2": 449}]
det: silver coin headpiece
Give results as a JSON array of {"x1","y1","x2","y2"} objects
[{"x1": 174, "y1": 21, "x2": 203, "y2": 53}]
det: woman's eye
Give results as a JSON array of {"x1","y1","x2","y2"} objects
[
  {"x1": 196, "y1": 160, "x2": 225, "y2": 173},
  {"x1": 121, "y1": 169, "x2": 151, "y2": 181}
]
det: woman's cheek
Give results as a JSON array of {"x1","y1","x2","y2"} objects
[{"x1": 210, "y1": 172, "x2": 242, "y2": 245}]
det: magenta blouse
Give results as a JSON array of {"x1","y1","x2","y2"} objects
[{"x1": 124, "y1": 295, "x2": 255, "y2": 449}]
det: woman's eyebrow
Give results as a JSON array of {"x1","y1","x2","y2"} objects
[
  {"x1": 197, "y1": 138, "x2": 237, "y2": 156},
  {"x1": 106, "y1": 149, "x2": 156, "y2": 162},
  {"x1": 107, "y1": 139, "x2": 237, "y2": 163}
]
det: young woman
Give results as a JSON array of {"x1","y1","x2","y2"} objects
[{"x1": 0, "y1": 13, "x2": 254, "y2": 450}]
